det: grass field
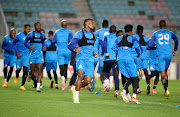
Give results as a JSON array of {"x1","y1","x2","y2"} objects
[{"x1": 0, "y1": 76, "x2": 180, "y2": 117}]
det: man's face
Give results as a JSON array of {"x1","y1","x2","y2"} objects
[
  {"x1": 10, "y1": 30, "x2": 16, "y2": 39},
  {"x1": 86, "y1": 20, "x2": 95, "y2": 29},
  {"x1": 24, "y1": 26, "x2": 30, "y2": 34},
  {"x1": 35, "y1": 23, "x2": 41, "y2": 32}
]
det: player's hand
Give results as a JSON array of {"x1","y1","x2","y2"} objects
[
  {"x1": 29, "y1": 45, "x2": 34, "y2": 50},
  {"x1": 43, "y1": 46, "x2": 46, "y2": 51},
  {"x1": 105, "y1": 53, "x2": 109, "y2": 57},
  {"x1": 17, "y1": 53, "x2": 21, "y2": 57},
  {"x1": 100, "y1": 55, "x2": 104, "y2": 60},
  {"x1": 73, "y1": 47, "x2": 81, "y2": 53},
  {"x1": 173, "y1": 51, "x2": 176, "y2": 56},
  {"x1": 137, "y1": 55, "x2": 140, "y2": 58},
  {"x1": 93, "y1": 52, "x2": 98, "y2": 58}
]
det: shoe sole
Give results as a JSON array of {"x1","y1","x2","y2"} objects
[{"x1": 120, "y1": 93, "x2": 129, "y2": 103}]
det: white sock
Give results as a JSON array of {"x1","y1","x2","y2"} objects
[
  {"x1": 62, "y1": 76, "x2": 65, "y2": 82},
  {"x1": 127, "y1": 93, "x2": 130, "y2": 98},
  {"x1": 37, "y1": 83, "x2": 41, "y2": 88},
  {"x1": 133, "y1": 93, "x2": 136, "y2": 98},
  {"x1": 122, "y1": 89, "x2": 126, "y2": 93},
  {"x1": 75, "y1": 91, "x2": 80, "y2": 99},
  {"x1": 51, "y1": 79, "x2": 53, "y2": 81}
]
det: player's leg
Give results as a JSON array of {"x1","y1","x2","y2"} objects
[
  {"x1": 69, "y1": 64, "x2": 78, "y2": 87},
  {"x1": 52, "y1": 62, "x2": 58, "y2": 89},
  {"x1": 112, "y1": 61, "x2": 119, "y2": 97},
  {"x1": 2, "y1": 57, "x2": 9, "y2": 87},
  {"x1": 89, "y1": 59, "x2": 98, "y2": 92},
  {"x1": 30, "y1": 63, "x2": 37, "y2": 88},
  {"x1": 14, "y1": 57, "x2": 22, "y2": 84},
  {"x1": 103, "y1": 61, "x2": 112, "y2": 92},
  {"x1": 6, "y1": 55, "x2": 15, "y2": 85},
  {"x1": 46, "y1": 62, "x2": 54, "y2": 88},
  {"x1": 20, "y1": 66, "x2": 28, "y2": 90},
  {"x1": 151, "y1": 70, "x2": 159, "y2": 93}
]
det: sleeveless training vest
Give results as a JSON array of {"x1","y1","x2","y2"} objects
[
  {"x1": 138, "y1": 34, "x2": 147, "y2": 46},
  {"x1": 78, "y1": 30, "x2": 95, "y2": 47},
  {"x1": 118, "y1": 35, "x2": 133, "y2": 48},
  {"x1": 47, "y1": 40, "x2": 56, "y2": 51},
  {"x1": 30, "y1": 31, "x2": 44, "y2": 43}
]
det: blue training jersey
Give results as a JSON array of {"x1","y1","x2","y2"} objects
[
  {"x1": 112, "y1": 34, "x2": 141, "y2": 61},
  {"x1": 68, "y1": 29, "x2": 98, "y2": 62},
  {"x1": 148, "y1": 29, "x2": 178, "y2": 56},
  {"x1": 95, "y1": 28, "x2": 109, "y2": 56},
  {"x1": 132, "y1": 34, "x2": 149, "y2": 59},
  {"x1": 2, "y1": 35, "x2": 15, "y2": 56},
  {"x1": 52, "y1": 28, "x2": 73, "y2": 52},
  {"x1": 103, "y1": 33, "x2": 117, "y2": 61},
  {"x1": 24, "y1": 31, "x2": 46, "y2": 56},
  {"x1": 44, "y1": 38, "x2": 57, "y2": 62},
  {"x1": 12, "y1": 32, "x2": 30, "y2": 56}
]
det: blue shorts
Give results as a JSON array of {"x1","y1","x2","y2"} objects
[
  {"x1": 45, "y1": 62, "x2": 57, "y2": 71},
  {"x1": 118, "y1": 59, "x2": 137, "y2": 78},
  {"x1": 158, "y1": 55, "x2": 171, "y2": 71},
  {"x1": 149, "y1": 60, "x2": 159, "y2": 71},
  {"x1": 16, "y1": 56, "x2": 29, "y2": 70},
  {"x1": 57, "y1": 51, "x2": 70, "y2": 65},
  {"x1": 4, "y1": 55, "x2": 16, "y2": 68},
  {"x1": 99, "y1": 58, "x2": 104, "y2": 67},
  {"x1": 134, "y1": 57, "x2": 141, "y2": 70},
  {"x1": 141, "y1": 59, "x2": 148, "y2": 70},
  {"x1": 76, "y1": 59, "x2": 94, "y2": 77},
  {"x1": 30, "y1": 53, "x2": 44, "y2": 64}
]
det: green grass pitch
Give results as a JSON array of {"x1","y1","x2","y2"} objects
[{"x1": 0, "y1": 76, "x2": 180, "y2": 117}]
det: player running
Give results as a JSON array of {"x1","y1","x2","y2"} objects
[
  {"x1": 24, "y1": 22, "x2": 46, "y2": 92},
  {"x1": 148, "y1": 20, "x2": 178, "y2": 99},
  {"x1": 52, "y1": 20, "x2": 73, "y2": 90},
  {"x1": 102, "y1": 25, "x2": 120, "y2": 97},
  {"x1": 68, "y1": 18, "x2": 98, "y2": 103},
  {"x1": 12, "y1": 24, "x2": 31, "y2": 90},
  {"x1": 2, "y1": 29, "x2": 16, "y2": 88},
  {"x1": 44, "y1": 31, "x2": 58, "y2": 89},
  {"x1": 112, "y1": 25, "x2": 141, "y2": 104}
]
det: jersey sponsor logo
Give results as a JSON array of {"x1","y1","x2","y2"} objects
[
  {"x1": 104, "y1": 32, "x2": 109, "y2": 36},
  {"x1": 17, "y1": 65, "x2": 20, "y2": 69},
  {"x1": 150, "y1": 66, "x2": 154, "y2": 70},
  {"x1": 34, "y1": 39, "x2": 42, "y2": 41},
  {"x1": 87, "y1": 40, "x2": 94, "y2": 44},
  {"x1": 78, "y1": 64, "x2": 83, "y2": 69}
]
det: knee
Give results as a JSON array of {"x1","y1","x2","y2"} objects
[{"x1": 86, "y1": 78, "x2": 92, "y2": 84}]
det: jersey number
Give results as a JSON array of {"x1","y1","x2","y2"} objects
[{"x1": 158, "y1": 34, "x2": 169, "y2": 45}]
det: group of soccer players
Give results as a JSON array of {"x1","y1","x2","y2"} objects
[{"x1": 1, "y1": 18, "x2": 178, "y2": 104}]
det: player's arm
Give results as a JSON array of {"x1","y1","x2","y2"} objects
[
  {"x1": 68, "y1": 32, "x2": 73, "y2": 43},
  {"x1": 52, "y1": 32, "x2": 57, "y2": 44},
  {"x1": 103, "y1": 36, "x2": 109, "y2": 57},
  {"x1": 93, "y1": 36, "x2": 99, "y2": 58},
  {"x1": 132, "y1": 37, "x2": 141, "y2": 57},
  {"x1": 171, "y1": 32, "x2": 178, "y2": 56},
  {"x1": 111, "y1": 38, "x2": 118, "y2": 54},
  {"x1": 42, "y1": 34, "x2": 46, "y2": 51},
  {"x1": 24, "y1": 33, "x2": 34, "y2": 50},
  {"x1": 12, "y1": 36, "x2": 21, "y2": 57},
  {"x1": 147, "y1": 33, "x2": 156, "y2": 50},
  {"x1": 2, "y1": 37, "x2": 13, "y2": 52},
  {"x1": 68, "y1": 32, "x2": 81, "y2": 53}
]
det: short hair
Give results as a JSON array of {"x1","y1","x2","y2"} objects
[
  {"x1": 159, "y1": 20, "x2": 166, "y2": 27},
  {"x1": 116, "y1": 30, "x2": 123, "y2": 36},
  {"x1": 124, "y1": 24, "x2": 133, "y2": 33},
  {"x1": 109, "y1": 25, "x2": 116, "y2": 33},
  {"x1": 48, "y1": 30, "x2": 53, "y2": 36},
  {"x1": 137, "y1": 25, "x2": 144, "y2": 34},
  {"x1": 83, "y1": 18, "x2": 93, "y2": 26},
  {"x1": 34, "y1": 22, "x2": 40, "y2": 27},
  {"x1": 102, "y1": 20, "x2": 109, "y2": 28},
  {"x1": 24, "y1": 24, "x2": 30, "y2": 28}
]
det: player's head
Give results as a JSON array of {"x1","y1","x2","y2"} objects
[
  {"x1": 109, "y1": 25, "x2": 116, "y2": 33},
  {"x1": 124, "y1": 24, "x2": 133, "y2": 34},
  {"x1": 83, "y1": 18, "x2": 94, "y2": 31},
  {"x1": 116, "y1": 30, "x2": 124, "y2": 37},
  {"x1": 61, "y1": 20, "x2": 67, "y2": 28},
  {"x1": 48, "y1": 30, "x2": 54, "y2": 38},
  {"x1": 34, "y1": 22, "x2": 41, "y2": 33},
  {"x1": 24, "y1": 24, "x2": 30, "y2": 35},
  {"x1": 159, "y1": 20, "x2": 166, "y2": 28},
  {"x1": 10, "y1": 28, "x2": 16, "y2": 39},
  {"x1": 102, "y1": 20, "x2": 109, "y2": 28},
  {"x1": 40, "y1": 29, "x2": 45, "y2": 34},
  {"x1": 136, "y1": 25, "x2": 144, "y2": 34}
]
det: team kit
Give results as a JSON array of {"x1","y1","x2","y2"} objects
[{"x1": 1, "y1": 18, "x2": 178, "y2": 104}]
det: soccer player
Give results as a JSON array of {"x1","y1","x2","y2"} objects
[
  {"x1": 44, "y1": 31, "x2": 58, "y2": 89},
  {"x1": 148, "y1": 47, "x2": 159, "y2": 93},
  {"x1": 52, "y1": 20, "x2": 73, "y2": 90},
  {"x1": 12, "y1": 24, "x2": 31, "y2": 90},
  {"x1": 102, "y1": 25, "x2": 119, "y2": 97},
  {"x1": 68, "y1": 18, "x2": 98, "y2": 103},
  {"x1": 2, "y1": 29, "x2": 16, "y2": 88},
  {"x1": 133, "y1": 25, "x2": 150, "y2": 95},
  {"x1": 112, "y1": 25, "x2": 141, "y2": 104},
  {"x1": 24, "y1": 22, "x2": 46, "y2": 92},
  {"x1": 148, "y1": 20, "x2": 178, "y2": 99},
  {"x1": 95, "y1": 20, "x2": 109, "y2": 89}
]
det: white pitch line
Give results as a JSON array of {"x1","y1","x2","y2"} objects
[{"x1": 140, "y1": 100, "x2": 176, "y2": 108}]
